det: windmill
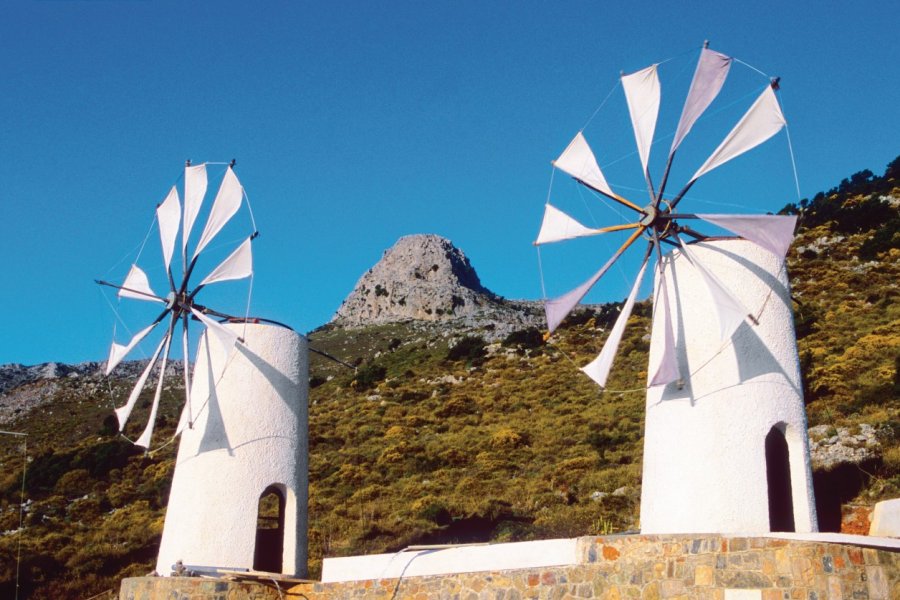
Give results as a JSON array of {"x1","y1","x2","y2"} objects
[
  {"x1": 536, "y1": 44, "x2": 818, "y2": 533},
  {"x1": 98, "y1": 163, "x2": 311, "y2": 574},
  {"x1": 97, "y1": 160, "x2": 258, "y2": 450},
  {"x1": 536, "y1": 43, "x2": 798, "y2": 390}
]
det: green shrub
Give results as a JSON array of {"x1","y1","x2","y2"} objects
[
  {"x1": 354, "y1": 363, "x2": 387, "y2": 391},
  {"x1": 447, "y1": 336, "x2": 486, "y2": 362}
]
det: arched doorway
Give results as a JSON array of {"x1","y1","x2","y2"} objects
[
  {"x1": 254, "y1": 485, "x2": 285, "y2": 572},
  {"x1": 765, "y1": 426, "x2": 795, "y2": 532}
]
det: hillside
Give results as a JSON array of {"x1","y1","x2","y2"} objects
[{"x1": 1, "y1": 158, "x2": 898, "y2": 598}]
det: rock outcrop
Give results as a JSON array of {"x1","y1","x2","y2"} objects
[
  {"x1": 332, "y1": 234, "x2": 503, "y2": 326},
  {"x1": 0, "y1": 360, "x2": 183, "y2": 426},
  {"x1": 808, "y1": 423, "x2": 882, "y2": 470}
]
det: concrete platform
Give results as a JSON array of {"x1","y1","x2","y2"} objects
[
  {"x1": 321, "y1": 537, "x2": 578, "y2": 582},
  {"x1": 120, "y1": 533, "x2": 900, "y2": 599}
]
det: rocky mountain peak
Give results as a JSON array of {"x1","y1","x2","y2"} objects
[{"x1": 332, "y1": 234, "x2": 500, "y2": 327}]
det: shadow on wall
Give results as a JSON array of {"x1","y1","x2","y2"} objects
[{"x1": 812, "y1": 458, "x2": 880, "y2": 532}]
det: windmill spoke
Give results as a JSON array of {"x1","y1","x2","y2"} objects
[
  {"x1": 96, "y1": 278, "x2": 167, "y2": 304},
  {"x1": 545, "y1": 226, "x2": 645, "y2": 333},
  {"x1": 552, "y1": 132, "x2": 645, "y2": 214},
  {"x1": 535, "y1": 204, "x2": 642, "y2": 246},
  {"x1": 678, "y1": 226, "x2": 707, "y2": 241},
  {"x1": 657, "y1": 46, "x2": 733, "y2": 206},
  {"x1": 593, "y1": 189, "x2": 643, "y2": 214}
]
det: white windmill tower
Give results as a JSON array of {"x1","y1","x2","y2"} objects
[
  {"x1": 535, "y1": 44, "x2": 817, "y2": 533},
  {"x1": 98, "y1": 162, "x2": 309, "y2": 575}
]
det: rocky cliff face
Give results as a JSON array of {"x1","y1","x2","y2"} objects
[
  {"x1": 332, "y1": 234, "x2": 506, "y2": 326},
  {"x1": 0, "y1": 360, "x2": 183, "y2": 426}
]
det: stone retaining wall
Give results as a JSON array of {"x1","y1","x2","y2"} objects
[{"x1": 120, "y1": 534, "x2": 899, "y2": 600}]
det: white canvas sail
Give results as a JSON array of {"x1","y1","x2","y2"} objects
[
  {"x1": 134, "y1": 326, "x2": 174, "y2": 448},
  {"x1": 696, "y1": 213, "x2": 797, "y2": 258},
  {"x1": 621, "y1": 65, "x2": 660, "y2": 186},
  {"x1": 647, "y1": 270, "x2": 680, "y2": 386},
  {"x1": 118, "y1": 265, "x2": 161, "y2": 302},
  {"x1": 690, "y1": 85, "x2": 786, "y2": 183},
  {"x1": 157, "y1": 186, "x2": 181, "y2": 272},
  {"x1": 199, "y1": 237, "x2": 253, "y2": 286},
  {"x1": 535, "y1": 204, "x2": 597, "y2": 245},
  {"x1": 190, "y1": 307, "x2": 240, "y2": 352},
  {"x1": 105, "y1": 323, "x2": 156, "y2": 375},
  {"x1": 114, "y1": 328, "x2": 170, "y2": 430},
  {"x1": 182, "y1": 164, "x2": 208, "y2": 259},
  {"x1": 581, "y1": 258, "x2": 649, "y2": 387},
  {"x1": 552, "y1": 132, "x2": 616, "y2": 198},
  {"x1": 670, "y1": 48, "x2": 732, "y2": 156},
  {"x1": 544, "y1": 228, "x2": 644, "y2": 332},
  {"x1": 679, "y1": 239, "x2": 750, "y2": 341},
  {"x1": 194, "y1": 167, "x2": 243, "y2": 259},
  {"x1": 176, "y1": 321, "x2": 192, "y2": 436}
]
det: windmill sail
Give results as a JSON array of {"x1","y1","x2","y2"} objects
[
  {"x1": 552, "y1": 132, "x2": 617, "y2": 199},
  {"x1": 199, "y1": 237, "x2": 254, "y2": 286},
  {"x1": 696, "y1": 214, "x2": 797, "y2": 257},
  {"x1": 679, "y1": 239, "x2": 751, "y2": 341},
  {"x1": 114, "y1": 326, "x2": 171, "y2": 430},
  {"x1": 670, "y1": 48, "x2": 732, "y2": 156},
  {"x1": 119, "y1": 265, "x2": 162, "y2": 302},
  {"x1": 621, "y1": 64, "x2": 660, "y2": 194},
  {"x1": 134, "y1": 323, "x2": 175, "y2": 449},
  {"x1": 647, "y1": 268, "x2": 680, "y2": 386},
  {"x1": 182, "y1": 164, "x2": 208, "y2": 259},
  {"x1": 544, "y1": 227, "x2": 644, "y2": 332},
  {"x1": 690, "y1": 85, "x2": 786, "y2": 183},
  {"x1": 157, "y1": 186, "x2": 181, "y2": 272},
  {"x1": 194, "y1": 167, "x2": 243, "y2": 259},
  {"x1": 535, "y1": 204, "x2": 597, "y2": 245},
  {"x1": 106, "y1": 323, "x2": 156, "y2": 375},
  {"x1": 190, "y1": 307, "x2": 240, "y2": 352},
  {"x1": 177, "y1": 318, "x2": 193, "y2": 435},
  {"x1": 581, "y1": 258, "x2": 649, "y2": 387}
]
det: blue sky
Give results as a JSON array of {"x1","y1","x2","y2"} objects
[{"x1": 1, "y1": 1, "x2": 897, "y2": 366}]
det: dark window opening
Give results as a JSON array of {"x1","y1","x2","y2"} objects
[
  {"x1": 253, "y1": 485, "x2": 285, "y2": 572},
  {"x1": 765, "y1": 427, "x2": 796, "y2": 532}
]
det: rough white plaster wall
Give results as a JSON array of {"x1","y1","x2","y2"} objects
[
  {"x1": 321, "y1": 538, "x2": 578, "y2": 582},
  {"x1": 640, "y1": 240, "x2": 817, "y2": 534},
  {"x1": 155, "y1": 323, "x2": 308, "y2": 576}
]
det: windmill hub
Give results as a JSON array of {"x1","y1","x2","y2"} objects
[
  {"x1": 639, "y1": 205, "x2": 658, "y2": 227},
  {"x1": 165, "y1": 291, "x2": 177, "y2": 310},
  {"x1": 640, "y1": 204, "x2": 676, "y2": 240}
]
